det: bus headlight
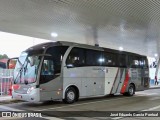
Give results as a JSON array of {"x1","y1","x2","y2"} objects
[{"x1": 27, "y1": 87, "x2": 35, "y2": 94}]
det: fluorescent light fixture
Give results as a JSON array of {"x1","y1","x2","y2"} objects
[
  {"x1": 119, "y1": 46, "x2": 123, "y2": 51},
  {"x1": 51, "y1": 32, "x2": 58, "y2": 37},
  {"x1": 154, "y1": 53, "x2": 158, "y2": 57}
]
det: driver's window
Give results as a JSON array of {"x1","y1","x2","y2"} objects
[
  {"x1": 40, "y1": 58, "x2": 54, "y2": 84},
  {"x1": 41, "y1": 60, "x2": 54, "y2": 75}
]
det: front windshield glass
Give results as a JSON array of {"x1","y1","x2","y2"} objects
[
  {"x1": 14, "y1": 51, "x2": 41, "y2": 84},
  {"x1": 14, "y1": 52, "x2": 27, "y2": 83}
]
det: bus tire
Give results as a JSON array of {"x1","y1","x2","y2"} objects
[
  {"x1": 63, "y1": 87, "x2": 76, "y2": 104},
  {"x1": 127, "y1": 84, "x2": 135, "y2": 96}
]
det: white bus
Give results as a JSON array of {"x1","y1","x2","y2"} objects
[{"x1": 12, "y1": 41, "x2": 149, "y2": 103}]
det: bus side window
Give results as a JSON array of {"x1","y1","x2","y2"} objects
[
  {"x1": 129, "y1": 55, "x2": 141, "y2": 68},
  {"x1": 142, "y1": 57, "x2": 148, "y2": 69},
  {"x1": 118, "y1": 54, "x2": 126, "y2": 67},
  {"x1": 46, "y1": 46, "x2": 68, "y2": 72},
  {"x1": 86, "y1": 49, "x2": 102, "y2": 66},
  {"x1": 66, "y1": 48, "x2": 85, "y2": 67},
  {"x1": 103, "y1": 52, "x2": 117, "y2": 67}
]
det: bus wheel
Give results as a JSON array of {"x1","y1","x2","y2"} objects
[
  {"x1": 127, "y1": 84, "x2": 135, "y2": 96},
  {"x1": 63, "y1": 87, "x2": 76, "y2": 104}
]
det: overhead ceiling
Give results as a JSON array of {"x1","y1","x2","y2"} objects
[{"x1": 0, "y1": 0, "x2": 160, "y2": 57}]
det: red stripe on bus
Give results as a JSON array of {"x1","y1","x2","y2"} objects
[
  {"x1": 120, "y1": 70, "x2": 129, "y2": 94},
  {"x1": 110, "y1": 68, "x2": 119, "y2": 94}
]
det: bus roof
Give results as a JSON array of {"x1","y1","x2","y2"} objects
[{"x1": 25, "y1": 41, "x2": 146, "y2": 57}]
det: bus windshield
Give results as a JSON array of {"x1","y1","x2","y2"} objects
[{"x1": 14, "y1": 52, "x2": 41, "y2": 84}]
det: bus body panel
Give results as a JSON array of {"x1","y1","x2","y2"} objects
[
  {"x1": 104, "y1": 67, "x2": 118, "y2": 95},
  {"x1": 129, "y1": 68, "x2": 147, "y2": 91},
  {"x1": 63, "y1": 66, "x2": 136, "y2": 98},
  {"x1": 63, "y1": 67, "x2": 82, "y2": 98},
  {"x1": 39, "y1": 76, "x2": 63, "y2": 101},
  {"x1": 63, "y1": 66, "x2": 105, "y2": 98},
  {"x1": 111, "y1": 68, "x2": 126, "y2": 94},
  {"x1": 83, "y1": 66, "x2": 104, "y2": 96}
]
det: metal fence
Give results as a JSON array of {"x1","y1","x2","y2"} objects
[{"x1": 0, "y1": 69, "x2": 14, "y2": 96}]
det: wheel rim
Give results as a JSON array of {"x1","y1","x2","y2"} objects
[
  {"x1": 129, "y1": 86, "x2": 134, "y2": 95},
  {"x1": 67, "y1": 91, "x2": 75, "y2": 101}
]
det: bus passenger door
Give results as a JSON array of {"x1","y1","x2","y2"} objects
[
  {"x1": 141, "y1": 68, "x2": 149, "y2": 90},
  {"x1": 141, "y1": 57, "x2": 149, "y2": 90},
  {"x1": 39, "y1": 56, "x2": 62, "y2": 101}
]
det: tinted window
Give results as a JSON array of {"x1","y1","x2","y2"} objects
[
  {"x1": 40, "y1": 56, "x2": 55, "y2": 84},
  {"x1": 141, "y1": 57, "x2": 148, "y2": 68},
  {"x1": 46, "y1": 46, "x2": 68, "y2": 73},
  {"x1": 66, "y1": 47, "x2": 103, "y2": 67},
  {"x1": 103, "y1": 52, "x2": 117, "y2": 66},
  {"x1": 118, "y1": 54, "x2": 126, "y2": 67},
  {"x1": 129, "y1": 55, "x2": 141, "y2": 68},
  {"x1": 41, "y1": 59, "x2": 54, "y2": 75},
  {"x1": 66, "y1": 48, "x2": 85, "y2": 67},
  {"x1": 40, "y1": 46, "x2": 68, "y2": 84},
  {"x1": 86, "y1": 49, "x2": 103, "y2": 66}
]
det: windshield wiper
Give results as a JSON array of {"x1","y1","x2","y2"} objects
[
  {"x1": 24, "y1": 59, "x2": 29, "y2": 75},
  {"x1": 14, "y1": 67, "x2": 23, "y2": 84},
  {"x1": 14, "y1": 58, "x2": 28, "y2": 84},
  {"x1": 14, "y1": 58, "x2": 23, "y2": 84}
]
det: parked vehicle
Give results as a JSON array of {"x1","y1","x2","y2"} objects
[
  {"x1": 0, "y1": 58, "x2": 17, "y2": 95},
  {"x1": 0, "y1": 58, "x2": 17, "y2": 69},
  {"x1": 12, "y1": 41, "x2": 149, "y2": 103}
]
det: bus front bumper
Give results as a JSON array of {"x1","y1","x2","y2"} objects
[{"x1": 12, "y1": 89, "x2": 40, "y2": 102}]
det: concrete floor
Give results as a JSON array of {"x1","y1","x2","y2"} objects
[{"x1": 0, "y1": 88, "x2": 160, "y2": 120}]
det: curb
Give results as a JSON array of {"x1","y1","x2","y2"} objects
[
  {"x1": 0, "y1": 98, "x2": 22, "y2": 104},
  {"x1": 149, "y1": 86, "x2": 160, "y2": 89}
]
